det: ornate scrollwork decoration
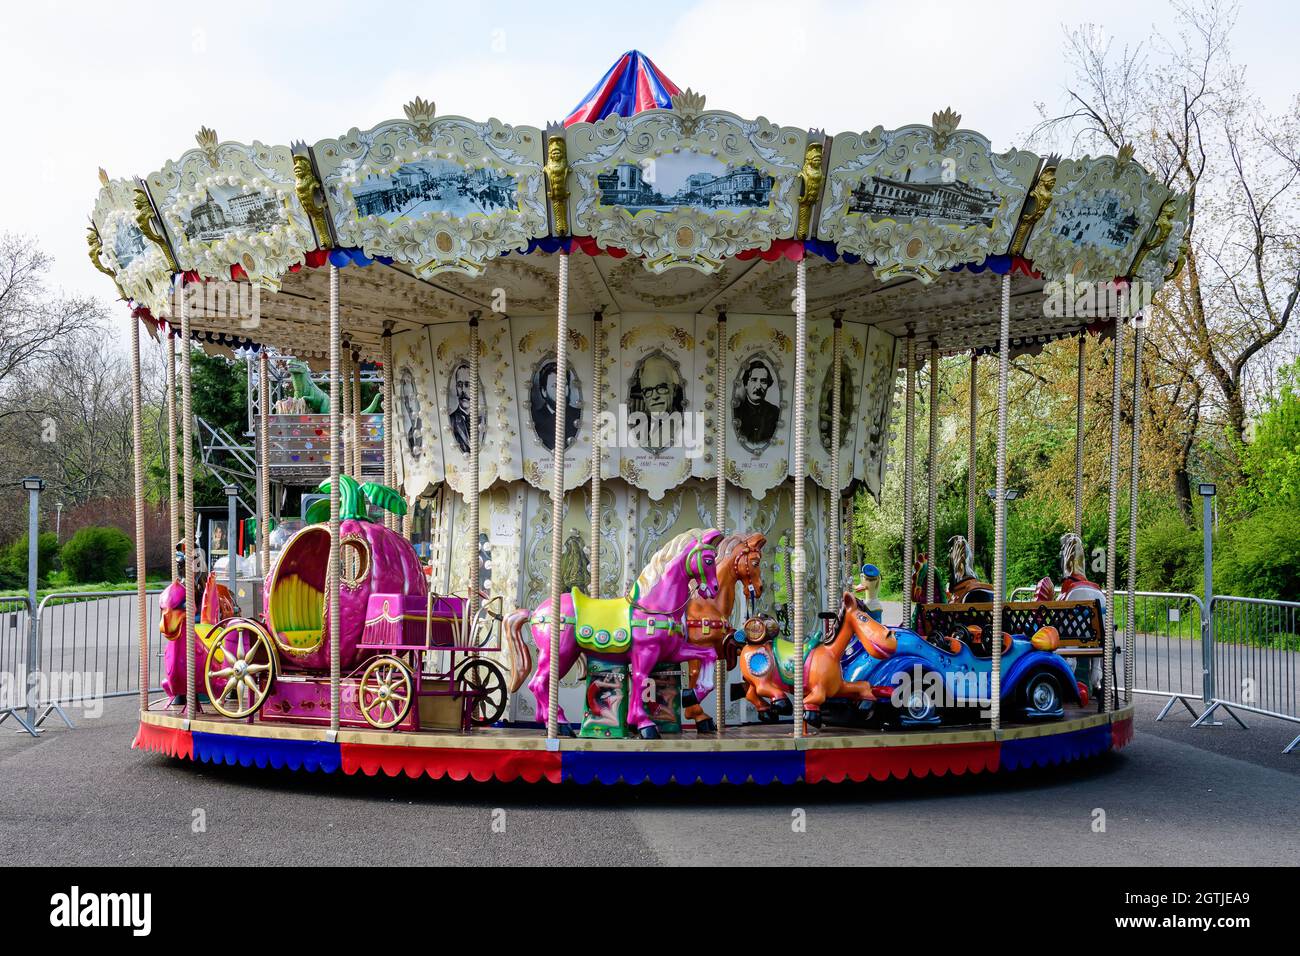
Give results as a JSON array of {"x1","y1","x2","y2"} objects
[
  {"x1": 796, "y1": 137, "x2": 825, "y2": 240},
  {"x1": 86, "y1": 223, "x2": 115, "y2": 279},
  {"x1": 403, "y1": 96, "x2": 437, "y2": 144},
  {"x1": 292, "y1": 148, "x2": 333, "y2": 250},
  {"x1": 133, "y1": 187, "x2": 178, "y2": 271},
  {"x1": 544, "y1": 130, "x2": 570, "y2": 236},
  {"x1": 1130, "y1": 194, "x2": 1177, "y2": 277},
  {"x1": 931, "y1": 108, "x2": 961, "y2": 151},
  {"x1": 1010, "y1": 155, "x2": 1058, "y2": 256},
  {"x1": 196, "y1": 127, "x2": 220, "y2": 166}
]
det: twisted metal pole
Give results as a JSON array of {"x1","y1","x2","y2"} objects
[
  {"x1": 791, "y1": 258, "x2": 808, "y2": 737},
  {"x1": 590, "y1": 312, "x2": 604, "y2": 595},
  {"x1": 1126, "y1": 316, "x2": 1144, "y2": 704},
  {"x1": 467, "y1": 313, "x2": 481, "y2": 623},
  {"x1": 167, "y1": 335, "x2": 179, "y2": 572},
  {"x1": 826, "y1": 312, "x2": 843, "y2": 602},
  {"x1": 181, "y1": 286, "x2": 196, "y2": 721},
  {"x1": 901, "y1": 332, "x2": 916, "y2": 629},
  {"x1": 382, "y1": 325, "x2": 394, "y2": 530},
  {"x1": 546, "y1": 253, "x2": 571, "y2": 739},
  {"x1": 328, "y1": 265, "x2": 342, "y2": 734},
  {"x1": 714, "y1": 310, "x2": 727, "y2": 737},
  {"x1": 991, "y1": 274, "x2": 1010, "y2": 732},
  {"x1": 1075, "y1": 331, "x2": 1087, "y2": 537},
  {"x1": 130, "y1": 312, "x2": 148, "y2": 714},
  {"x1": 926, "y1": 339, "x2": 939, "y2": 603},
  {"x1": 967, "y1": 352, "x2": 977, "y2": 552},
  {"x1": 258, "y1": 349, "x2": 270, "y2": 581},
  {"x1": 352, "y1": 348, "x2": 362, "y2": 480},
  {"x1": 1104, "y1": 314, "x2": 1127, "y2": 716}
]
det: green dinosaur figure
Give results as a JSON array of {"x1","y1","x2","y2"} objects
[{"x1": 285, "y1": 359, "x2": 382, "y2": 414}]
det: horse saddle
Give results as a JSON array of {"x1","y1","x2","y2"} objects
[
  {"x1": 771, "y1": 635, "x2": 816, "y2": 685},
  {"x1": 568, "y1": 589, "x2": 633, "y2": 654},
  {"x1": 950, "y1": 576, "x2": 995, "y2": 603}
]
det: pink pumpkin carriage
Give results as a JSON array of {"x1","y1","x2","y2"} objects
[{"x1": 200, "y1": 507, "x2": 516, "y2": 731}]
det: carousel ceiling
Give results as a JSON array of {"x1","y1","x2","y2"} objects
[{"x1": 87, "y1": 91, "x2": 1189, "y2": 360}]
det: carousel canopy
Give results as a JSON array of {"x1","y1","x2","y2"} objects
[
  {"x1": 87, "y1": 76, "x2": 1190, "y2": 364},
  {"x1": 565, "y1": 50, "x2": 682, "y2": 125}
]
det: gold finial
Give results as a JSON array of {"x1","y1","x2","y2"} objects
[
  {"x1": 1010, "y1": 155, "x2": 1059, "y2": 256},
  {"x1": 97, "y1": 167, "x2": 110, "y2": 187},
  {"x1": 403, "y1": 96, "x2": 437, "y2": 143},
  {"x1": 1116, "y1": 142, "x2": 1135, "y2": 168},
  {"x1": 196, "y1": 126, "x2": 219, "y2": 165},
  {"x1": 670, "y1": 88, "x2": 706, "y2": 115},
  {"x1": 543, "y1": 130, "x2": 569, "y2": 237},
  {"x1": 133, "y1": 187, "x2": 178, "y2": 271},
  {"x1": 292, "y1": 151, "x2": 332, "y2": 250},
  {"x1": 796, "y1": 138, "x2": 825, "y2": 240},
  {"x1": 932, "y1": 108, "x2": 962, "y2": 150}
]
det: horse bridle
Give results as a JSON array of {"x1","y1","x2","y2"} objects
[{"x1": 629, "y1": 538, "x2": 719, "y2": 619}]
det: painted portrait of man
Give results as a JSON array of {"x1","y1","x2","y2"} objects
[
  {"x1": 530, "y1": 357, "x2": 583, "y2": 451},
  {"x1": 447, "y1": 360, "x2": 486, "y2": 455},
  {"x1": 732, "y1": 356, "x2": 781, "y2": 449},
  {"x1": 629, "y1": 351, "x2": 685, "y2": 417}
]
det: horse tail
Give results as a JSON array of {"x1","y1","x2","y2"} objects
[{"x1": 504, "y1": 609, "x2": 534, "y2": 694}]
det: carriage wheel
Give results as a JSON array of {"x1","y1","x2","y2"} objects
[
  {"x1": 457, "y1": 659, "x2": 507, "y2": 726},
  {"x1": 358, "y1": 656, "x2": 413, "y2": 730},
  {"x1": 204, "y1": 620, "x2": 276, "y2": 719}
]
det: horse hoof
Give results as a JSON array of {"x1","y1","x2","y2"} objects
[
  {"x1": 773, "y1": 697, "x2": 793, "y2": 716},
  {"x1": 804, "y1": 710, "x2": 822, "y2": 728},
  {"x1": 695, "y1": 717, "x2": 716, "y2": 735},
  {"x1": 681, "y1": 688, "x2": 699, "y2": 708},
  {"x1": 638, "y1": 725, "x2": 661, "y2": 740}
]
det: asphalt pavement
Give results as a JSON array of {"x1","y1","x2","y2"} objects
[{"x1": 1, "y1": 694, "x2": 1296, "y2": 866}]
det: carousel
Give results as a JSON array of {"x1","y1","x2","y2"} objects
[{"x1": 95, "y1": 52, "x2": 1184, "y2": 784}]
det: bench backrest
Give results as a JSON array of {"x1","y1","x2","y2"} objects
[{"x1": 917, "y1": 600, "x2": 1104, "y2": 649}]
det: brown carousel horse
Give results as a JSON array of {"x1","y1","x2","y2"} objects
[{"x1": 683, "y1": 532, "x2": 765, "y2": 734}]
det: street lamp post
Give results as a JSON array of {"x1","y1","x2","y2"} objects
[
  {"x1": 22, "y1": 477, "x2": 43, "y2": 733},
  {"x1": 986, "y1": 487, "x2": 1020, "y2": 599}
]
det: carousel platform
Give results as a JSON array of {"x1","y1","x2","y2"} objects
[{"x1": 133, "y1": 702, "x2": 1134, "y2": 785}]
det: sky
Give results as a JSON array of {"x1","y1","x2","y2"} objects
[{"x1": 2, "y1": 0, "x2": 1296, "y2": 347}]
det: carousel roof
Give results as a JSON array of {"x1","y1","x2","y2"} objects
[{"x1": 87, "y1": 77, "x2": 1190, "y2": 362}]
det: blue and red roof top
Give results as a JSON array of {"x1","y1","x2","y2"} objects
[{"x1": 564, "y1": 50, "x2": 682, "y2": 126}]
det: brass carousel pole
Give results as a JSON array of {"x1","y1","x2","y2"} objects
[
  {"x1": 925, "y1": 339, "x2": 939, "y2": 603},
  {"x1": 991, "y1": 274, "x2": 1011, "y2": 731},
  {"x1": 130, "y1": 311, "x2": 148, "y2": 714},
  {"x1": 328, "y1": 266, "x2": 342, "y2": 735},
  {"x1": 791, "y1": 258, "x2": 808, "y2": 738},
  {"x1": 546, "y1": 253, "x2": 571, "y2": 740},
  {"x1": 180, "y1": 285, "x2": 197, "y2": 722},
  {"x1": 967, "y1": 352, "x2": 977, "y2": 551},
  {"x1": 1103, "y1": 313, "x2": 1127, "y2": 715},
  {"x1": 826, "y1": 311, "x2": 844, "y2": 602},
  {"x1": 589, "y1": 312, "x2": 604, "y2": 595},
  {"x1": 467, "y1": 311, "x2": 482, "y2": 625},
  {"x1": 1074, "y1": 331, "x2": 1087, "y2": 537},
  {"x1": 1126, "y1": 312, "x2": 1144, "y2": 703},
  {"x1": 901, "y1": 330, "x2": 916, "y2": 629}
]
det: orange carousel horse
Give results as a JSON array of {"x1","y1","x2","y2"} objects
[
  {"x1": 683, "y1": 532, "x2": 765, "y2": 734},
  {"x1": 738, "y1": 591, "x2": 898, "y2": 727}
]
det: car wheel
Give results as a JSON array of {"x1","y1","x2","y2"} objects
[
  {"x1": 1023, "y1": 672, "x2": 1063, "y2": 717},
  {"x1": 900, "y1": 687, "x2": 938, "y2": 724}
]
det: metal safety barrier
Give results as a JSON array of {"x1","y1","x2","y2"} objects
[
  {"x1": 35, "y1": 589, "x2": 166, "y2": 706},
  {"x1": 1193, "y1": 596, "x2": 1300, "y2": 754},
  {"x1": 0, "y1": 596, "x2": 36, "y2": 733},
  {"x1": 1010, "y1": 588, "x2": 1207, "y2": 720}
]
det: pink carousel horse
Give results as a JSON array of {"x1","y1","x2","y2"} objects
[{"x1": 509, "y1": 528, "x2": 723, "y2": 739}]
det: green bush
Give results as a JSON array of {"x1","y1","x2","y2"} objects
[
  {"x1": 58, "y1": 526, "x2": 132, "y2": 584},
  {"x1": 0, "y1": 532, "x2": 59, "y2": 585},
  {"x1": 1137, "y1": 513, "x2": 1202, "y2": 593},
  {"x1": 1215, "y1": 504, "x2": 1300, "y2": 601}
]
